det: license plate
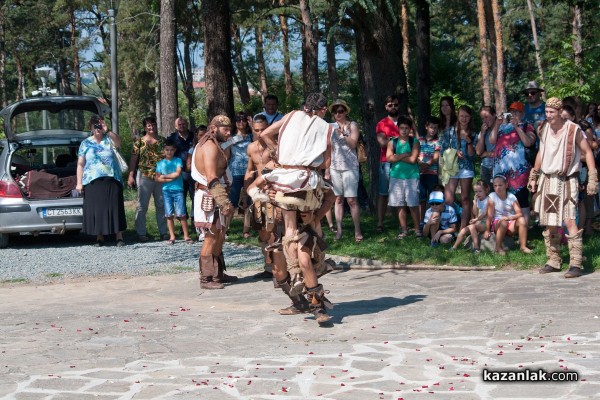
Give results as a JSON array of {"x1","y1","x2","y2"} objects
[{"x1": 42, "y1": 207, "x2": 83, "y2": 217}]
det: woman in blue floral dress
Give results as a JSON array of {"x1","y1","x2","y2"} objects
[{"x1": 76, "y1": 115, "x2": 126, "y2": 246}]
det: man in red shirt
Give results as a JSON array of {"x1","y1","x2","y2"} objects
[{"x1": 374, "y1": 95, "x2": 400, "y2": 232}]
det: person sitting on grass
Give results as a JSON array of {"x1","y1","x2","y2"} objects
[
  {"x1": 483, "y1": 175, "x2": 532, "y2": 255},
  {"x1": 155, "y1": 138, "x2": 192, "y2": 245},
  {"x1": 423, "y1": 191, "x2": 457, "y2": 247},
  {"x1": 452, "y1": 179, "x2": 490, "y2": 254}
]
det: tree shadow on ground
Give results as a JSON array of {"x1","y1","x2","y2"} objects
[{"x1": 320, "y1": 294, "x2": 427, "y2": 326}]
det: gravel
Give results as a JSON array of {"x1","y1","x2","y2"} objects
[{"x1": 1, "y1": 234, "x2": 264, "y2": 284}]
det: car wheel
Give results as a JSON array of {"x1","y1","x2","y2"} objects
[{"x1": 0, "y1": 233, "x2": 9, "y2": 249}]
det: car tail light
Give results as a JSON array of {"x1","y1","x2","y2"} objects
[{"x1": 0, "y1": 180, "x2": 23, "y2": 198}]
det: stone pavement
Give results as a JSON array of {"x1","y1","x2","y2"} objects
[{"x1": 1, "y1": 265, "x2": 599, "y2": 399}]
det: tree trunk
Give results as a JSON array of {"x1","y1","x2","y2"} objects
[
  {"x1": 483, "y1": 0, "x2": 497, "y2": 99},
  {"x1": 299, "y1": 0, "x2": 319, "y2": 95},
  {"x1": 526, "y1": 0, "x2": 544, "y2": 93},
  {"x1": 159, "y1": 0, "x2": 178, "y2": 135},
  {"x1": 0, "y1": 6, "x2": 6, "y2": 107},
  {"x1": 202, "y1": 0, "x2": 234, "y2": 119},
  {"x1": 231, "y1": 24, "x2": 251, "y2": 105},
  {"x1": 255, "y1": 24, "x2": 269, "y2": 99},
  {"x1": 572, "y1": 2, "x2": 584, "y2": 87},
  {"x1": 15, "y1": 55, "x2": 23, "y2": 101},
  {"x1": 477, "y1": 0, "x2": 491, "y2": 105},
  {"x1": 182, "y1": 28, "x2": 196, "y2": 128},
  {"x1": 415, "y1": 0, "x2": 430, "y2": 138},
  {"x1": 353, "y1": 3, "x2": 409, "y2": 207},
  {"x1": 279, "y1": 0, "x2": 292, "y2": 98},
  {"x1": 401, "y1": 0, "x2": 410, "y2": 91},
  {"x1": 69, "y1": 7, "x2": 82, "y2": 95},
  {"x1": 491, "y1": 0, "x2": 506, "y2": 112},
  {"x1": 325, "y1": 19, "x2": 338, "y2": 100}
]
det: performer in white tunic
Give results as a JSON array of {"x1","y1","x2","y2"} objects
[
  {"x1": 528, "y1": 98, "x2": 598, "y2": 278},
  {"x1": 248, "y1": 93, "x2": 334, "y2": 325}
]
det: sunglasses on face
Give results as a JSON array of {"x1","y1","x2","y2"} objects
[
  {"x1": 235, "y1": 117, "x2": 247, "y2": 122},
  {"x1": 333, "y1": 109, "x2": 346, "y2": 114},
  {"x1": 429, "y1": 201, "x2": 443, "y2": 206}
]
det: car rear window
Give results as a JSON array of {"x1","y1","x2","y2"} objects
[
  {"x1": 12, "y1": 145, "x2": 79, "y2": 169},
  {"x1": 10, "y1": 108, "x2": 96, "y2": 134}
]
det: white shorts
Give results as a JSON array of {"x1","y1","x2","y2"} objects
[
  {"x1": 450, "y1": 168, "x2": 475, "y2": 179},
  {"x1": 388, "y1": 178, "x2": 420, "y2": 207},
  {"x1": 330, "y1": 168, "x2": 359, "y2": 197}
]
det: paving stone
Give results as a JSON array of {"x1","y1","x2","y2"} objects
[{"x1": 1, "y1": 269, "x2": 599, "y2": 399}]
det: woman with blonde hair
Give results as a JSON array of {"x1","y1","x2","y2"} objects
[{"x1": 327, "y1": 99, "x2": 363, "y2": 242}]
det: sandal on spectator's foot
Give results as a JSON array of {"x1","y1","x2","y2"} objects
[
  {"x1": 94, "y1": 240, "x2": 104, "y2": 247},
  {"x1": 376, "y1": 225, "x2": 384, "y2": 233},
  {"x1": 355, "y1": 236, "x2": 363, "y2": 243},
  {"x1": 329, "y1": 225, "x2": 337, "y2": 233},
  {"x1": 184, "y1": 238, "x2": 194, "y2": 244},
  {"x1": 165, "y1": 239, "x2": 175, "y2": 245},
  {"x1": 396, "y1": 232, "x2": 408, "y2": 240},
  {"x1": 415, "y1": 230, "x2": 423, "y2": 238},
  {"x1": 116, "y1": 239, "x2": 125, "y2": 247},
  {"x1": 243, "y1": 232, "x2": 251, "y2": 239}
]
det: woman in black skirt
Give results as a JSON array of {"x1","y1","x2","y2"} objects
[{"x1": 76, "y1": 115, "x2": 127, "y2": 246}]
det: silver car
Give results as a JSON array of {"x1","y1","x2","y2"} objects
[{"x1": 0, "y1": 96, "x2": 111, "y2": 248}]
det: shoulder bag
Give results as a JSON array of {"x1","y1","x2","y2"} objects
[{"x1": 109, "y1": 137, "x2": 129, "y2": 174}]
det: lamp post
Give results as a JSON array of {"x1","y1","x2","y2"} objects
[
  {"x1": 35, "y1": 66, "x2": 53, "y2": 97},
  {"x1": 108, "y1": 0, "x2": 119, "y2": 135},
  {"x1": 35, "y1": 66, "x2": 55, "y2": 164}
]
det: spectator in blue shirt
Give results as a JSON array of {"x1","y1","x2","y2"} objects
[
  {"x1": 155, "y1": 139, "x2": 192, "y2": 244},
  {"x1": 167, "y1": 117, "x2": 194, "y2": 215},
  {"x1": 254, "y1": 94, "x2": 283, "y2": 125},
  {"x1": 223, "y1": 112, "x2": 254, "y2": 213}
]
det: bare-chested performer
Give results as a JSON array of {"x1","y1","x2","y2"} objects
[
  {"x1": 192, "y1": 115, "x2": 239, "y2": 289},
  {"x1": 247, "y1": 93, "x2": 334, "y2": 324}
]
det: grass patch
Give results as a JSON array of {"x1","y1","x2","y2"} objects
[
  {"x1": 227, "y1": 213, "x2": 599, "y2": 271},
  {"x1": 122, "y1": 188, "x2": 599, "y2": 272},
  {"x1": 172, "y1": 266, "x2": 195, "y2": 272},
  {"x1": 46, "y1": 273, "x2": 63, "y2": 278},
  {"x1": 1, "y1": 278, "x2": 29, "y2": 284}
]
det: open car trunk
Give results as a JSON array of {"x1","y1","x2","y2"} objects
[{"x1": 10, "y1": 144, "x2": 80, "y2": 200}]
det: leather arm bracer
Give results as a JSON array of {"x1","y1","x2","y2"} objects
[
  {"x1": 208, "y1": 179, "x2": 233, "y2": 213},
  {"x1": 587, "y1": 169, "x2": 598, "y2": 195}
]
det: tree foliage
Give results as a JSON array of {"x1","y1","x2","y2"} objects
[{"x1": 1, "y1": 0, "x2": 599, "y2": 139}]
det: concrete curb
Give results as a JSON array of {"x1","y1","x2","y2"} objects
[{"x1": 229, "y1": 242, "x2": 497, "y2": 272}]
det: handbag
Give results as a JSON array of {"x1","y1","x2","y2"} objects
[
  {"x1": 356, "y1": 136, "x2": 368, "y2": 163},
  {"x1": 109, "y1": 137, "x2": 129, "y2": 174}
]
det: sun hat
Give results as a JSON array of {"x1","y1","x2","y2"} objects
[
  {"x1": 428, "y1": 191, "x2": 444, "y2": 204},
  {"x1": 508, "y1": 101, "x2": 525, "y2": 112},
  {"x1": 521, "y1": 81, "x2": 545, "y2": 94},
  {"x1": 329, "y1": 99, "x2": 351, "y2": 114}
]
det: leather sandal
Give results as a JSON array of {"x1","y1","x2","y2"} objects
[{"x1": 539, "y1": 264, "x2": 561, "y2": 274}]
